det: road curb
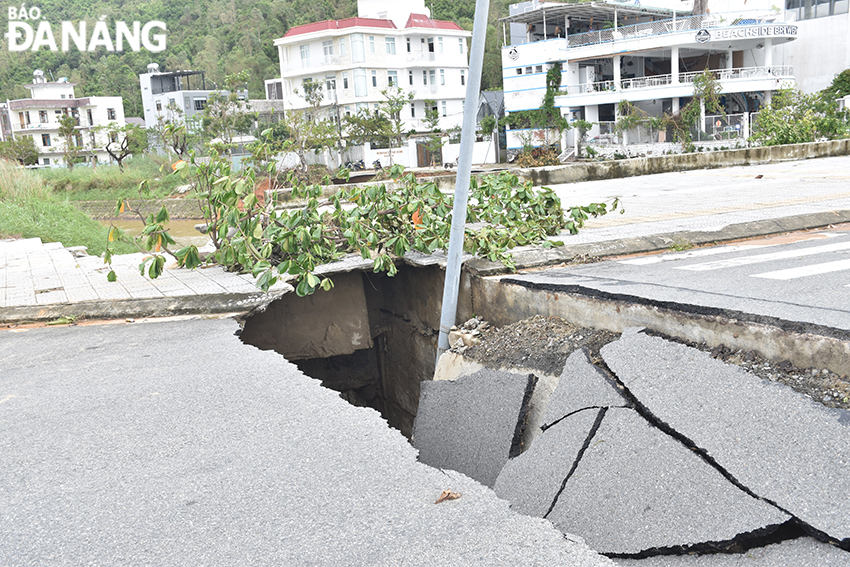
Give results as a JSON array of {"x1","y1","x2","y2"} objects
[{"x1": 466, "y1": 209, "x2": 850, "y2": 276}]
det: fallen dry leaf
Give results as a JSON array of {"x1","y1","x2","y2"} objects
[{"x1": 435, "y1": 490, "x2": 461, "y2": 504}]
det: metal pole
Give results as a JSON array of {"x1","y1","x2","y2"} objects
[{"x1": 436, "y1": 0, "x2": 490, "y2": 358}]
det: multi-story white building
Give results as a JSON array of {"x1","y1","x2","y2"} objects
[
  {"x1": 4, "y1": 70, "x2": 125, "y2": 167},
  {"x1": 499, "y1": 0, "x2": 848, "y2": 153},
  {"x1": 139, "y1": 64, "x2": 223, "y2": 129},
  {"x1": 139, "y1": 63, "x2": 285, "y2": 139},
  {"x1": 265, "y1": 0, "x2": 472, "y2": 133}
]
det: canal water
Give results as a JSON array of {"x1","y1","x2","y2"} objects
[{"x1": 102, "y1": 219, "x2": 212, "y2": 249}]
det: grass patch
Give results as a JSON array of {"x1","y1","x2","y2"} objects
[
  {"x1": 34, "y1": 154, "x2": 188, "y2": 201},
  {"x1": 0, "y1": 159, "x2": 135, "y2": 256}
]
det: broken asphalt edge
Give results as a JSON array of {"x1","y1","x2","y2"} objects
[
  {"x1": 498, "y1": 278, "x2": 850, "y2": 344},
  {"x1": 0, "y1": 289, "x2": 289, "y2": 325},
  {"x1": 543, "y1": 406, "x2": 608, "y2": 520},
  {"x1": 512, "y1": 332, "x2": 844, "y2": 557}
]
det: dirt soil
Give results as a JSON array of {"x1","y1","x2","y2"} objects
[{"x1": 454, "y1": 315, "x2": 850, "y2": 410}]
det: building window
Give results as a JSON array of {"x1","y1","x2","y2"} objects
[
  {"x1": 41, "y1": 133, "x2": 51, "y2": 147},
  {"x1": 407, "y1": 38, "x2": 411, "y2": 52},
  {"x1": 61, "y1": 94, "x2": 66, "y2": 99},
  {"x1": 516, "y1": 68, "x2": 522, "y2": 75},
  {"x1": 438, "y1": 37, "x2": 443, "y2": 53},
  {"x1": 87, "y1": 109, "x2": 93, "y2": 125},
  {"x1": 459, "y1": 38, "x2": 464, "y2": 53},
  {"x1": 387, "y1": 70, "x2": 398, "y2": 87},
  {"x1": 786, "y1": 0, "x2": 848, "y2": 18},
  {"x1": 326, "y1": 75, "x2": 336, "y2": 91},
  {"x1": 369, "y1": 35, "x2": 375, "y2": 53},
  {"x1": 442, "y1": 101, "x2": 447, "y2": 117},
  {"x1": 386, "y1": 37, "x2": 396, "y2": 54},
  {"x1": 323, "y1": 40, "x2": 333, "y2": 61},
  {"x1": 535, "y1": 65, "x2": 543, "y2": 73},
  {"x1": 461, "y1": 70, "x2": 466, "y2": 86},
  {"x1": 38, "y1": 111, "x2": 48, "y2": 123},
  {"x1": 110, "y1": 132, "x2": 118, "y2": 143},
  {"x1": 340, "y1": 37, "x2": 347, "y2": 56},
  {"x1": 25, "y1": 111, "x2": 31, "y2": 125},
  {"x1": 429, "y1": 69, "x2": 436, "y2": 85},
  {"x1": 354, "y1": 68, "x2": 367, "y2": 97},
  {"x1": 525, "y1": 67, "x2": 532, "y2": 75},
  {"x1": 410, "y1": 103, "x2": 415, "y2": 118},
  {"x1": 351, "y1": 34, "x2": 365, "y2": 63},
  {"x1": 427, "y1": 37, "x2": 435, "y2": 53},
  {"x1": 423, "y1": 70, "x2": 427, "y2": 85},
  {"x1": 194, "y1": 99, "x2": 207, "y2": 111},
  {"x1": 43, "y1": 158, "x2": 50, "y2": 165},
  {"x1": 107, "y1": 108, "x2": 116, "y2": 120},
  {"x1": 440, "y1": 69, "x2": 445, "y2": 85},
  {"x1": 343, "y1": 72, "x2": 349, "y2": 89},
  {"x1": 409, "y1": 70, "x2": 414, "y2": 85},
  {"x1": 372, "y1": 70, "x2": 378, "y2": 87},
  {"x1": 300, "y1": 44, "x2": 310, "y2": 67},
  {"x1": 75, "y1": 134, "x2": 83, "y2": 147}
]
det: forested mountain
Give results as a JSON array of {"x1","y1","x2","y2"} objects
[{"x1": 0, "y1": 0, "x2": 511, "y2": 118}]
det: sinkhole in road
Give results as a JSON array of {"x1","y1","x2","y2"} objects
[{"x1": 239, "y1": 267, "x2": 446, "y2": 438}]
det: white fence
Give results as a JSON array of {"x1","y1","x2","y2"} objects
[{"x1": 442, "y1": 136, "x2": 498, "y2": 166}]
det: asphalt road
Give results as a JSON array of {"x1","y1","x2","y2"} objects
[
  {"x1": 0, "y1": 317, "x2": 612, "y2": 567},
  {"x1": 507, "y1": 226, "x2": 850, "y2": 335}
]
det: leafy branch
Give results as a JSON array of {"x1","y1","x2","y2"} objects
[{"x1": 104, "y1": 131, "x2": 621, "y2": 296}]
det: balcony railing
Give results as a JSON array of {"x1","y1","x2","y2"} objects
[
  {"x1": 563, "y1": 66, "x2": 794, "y2": 96},
  {"x1": 563, "y1": 11, "x2": 785, "y2": 49}
]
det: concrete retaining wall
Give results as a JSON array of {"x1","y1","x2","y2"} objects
[{"x1": 518, "y1": 139, "x2": 850, "y2": 186}]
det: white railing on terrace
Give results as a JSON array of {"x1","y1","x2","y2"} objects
[
  {"x1": 587, "y1": 113, "x2": 749, "y2": 146},
  {"x1": 553, "y1": 11, "x2": 786, "y2": 49},
  {"x1": 563, "y1": 66, "x2": 794, "y2": 96}
]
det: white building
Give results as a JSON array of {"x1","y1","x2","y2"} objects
[
  {"x1": 265, "y1": 0, "x2": 472, "y2": 134},
  {"x1": 139, "y1": 64, "x2": 221, "y2": 129},
  {"x1": 4, "y1": 70, "x2": 125, "y2": 167},
  {"x1": 499, "y1": 0, "x2": 848, "y2": 153},
  {"x1": 140, "y1": 63, "x2": 285, "y2": 138}
]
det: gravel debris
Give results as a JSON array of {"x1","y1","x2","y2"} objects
[{"x1": 454, "y1": 316, "x2": 850, "y2": 410}]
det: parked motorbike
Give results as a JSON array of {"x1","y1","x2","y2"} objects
[
  {"x1": 345, "y1": 159, "x2": 365, "y2": 171},
  {"x1": 372, "y1": 159, "x2": 383, "y2": 170}
]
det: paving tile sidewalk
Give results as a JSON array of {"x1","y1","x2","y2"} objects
[{"x1": 0, "y1": 238, "x2": 289, "y2": 323}]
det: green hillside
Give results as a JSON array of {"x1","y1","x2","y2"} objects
[{"x1": 0, "y1": 0, "x2": 510, "y2": 118}]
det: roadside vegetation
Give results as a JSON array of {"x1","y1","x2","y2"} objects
[
  {"x1": 35, "y1": 155, "x2": 188, "y2": 202},
  {"x1": 0, "y1": 160, "x2": 134, "y2": 256},
  {"x1": 752, "y1": 70, "x2": 850, "y2": 146},
  {"x1": 105, "y1": 127, "x2": 620, "y2": 294}
]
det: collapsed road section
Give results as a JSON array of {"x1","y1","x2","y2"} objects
[{"x1": 413, "y1": 326, "x2": 850, "y2": 562}]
